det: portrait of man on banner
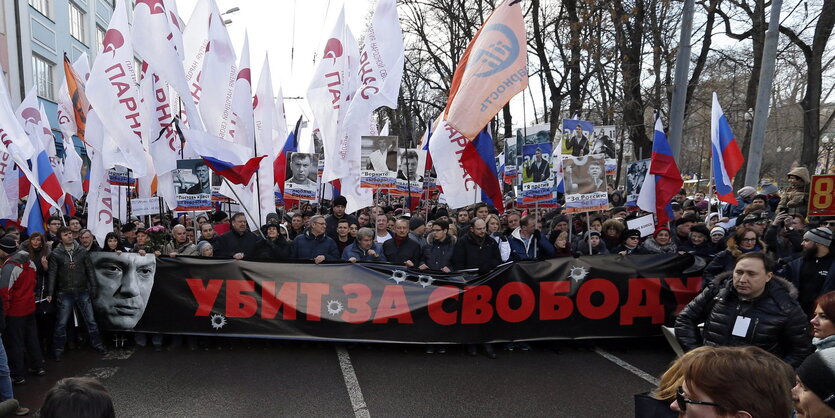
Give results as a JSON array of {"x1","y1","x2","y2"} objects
[
  {"x1": 394, "y1": 148, "x2": 426, "y2": 196},
  {"x1": 90, "y1": 252, "x2": 157, "y2": 330},
  {"x1": 562, "y1": 119, "x2": 594, "y2": 157},
  {"x1": 521, "y1": 143, "x2": 553, "y2": 202},
  {"x1": 173, "y1": 159, "x2": 213, "y2": 211},
  {"x1": 563, "y1": 154, "x2": 610, "y2": 213},
  {"x1": 626, "y1": 159, "x2": 650, "y2": 207},
  {"x1": 360, "y1": 136, "x2": 397, "y2": 189},
  {"x1": 284, "y1": 152, "x2": 319, "y2": 201}
]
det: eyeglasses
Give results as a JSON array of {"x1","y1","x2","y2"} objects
[{"x1": 676, "y1": 386, "x2": 722, "y2": 412}]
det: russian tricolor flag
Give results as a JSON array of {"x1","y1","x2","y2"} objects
[
  {"x1": 183, "y1": 129, "x2": 266, "y2": 186},
  {"x1": 274, "y1": 116, "x2": 302, "y2": 206},
  {"x1": 460, "y1": 126, "x2": 504, "y2": 213},
  {"x1": 711, "y1": 93, "x2": 744, "y2": 204},
  {"x1": 637, "y1": 116, "x2": 683, "y2": 226}
]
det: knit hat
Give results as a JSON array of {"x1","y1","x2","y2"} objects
[
  {"x1": 409, "y1": 216, "x2": 425, "y2": 231},
  {"x1": 710, "y1": 226, "x2": 726, "y2": 237},
  {"x1": 551, "y1": 215, "x2": 569, "y2": 228},
  {"x1": 265, "y1": 212, "x2": 280, "y2": 224},
  {"x1": 796, "y1": 349, "x2": 835, "y2": 409},
  {"x1": 585, "y1": 230, "x2": 601, "y2": 240},
  {"x1": 676, "y1": 215, "x2": 699, "y2": 227},
  {"x1": 333, "y1": 195, "x2": 347, "y2": 207},
  {"x1": 760, "y1": 180, "x2": 778, "y2": 195},
  {"x1": 653, "y1": 226, "x2": 670, "y2": 238},
  {"x1": 0, "y1": 237, "x2": 16, "y2": 254},
  {"x1": 611, "y1": 206, "x2": 627, "y2": 216},
  {"x1": 737, "y1": 186, "x2": 757, "y2": 199},
  {"x1": 690, "y1": 224, "x2": 710, "y2": 239},
  {"x1": 804, "y1": 227, "x2": 833, "y2": 247},
  {"x1": 434, "y1": 208, "x2": 449, "y2": 219}
]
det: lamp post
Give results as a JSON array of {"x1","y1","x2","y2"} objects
[{"x1": 222, "y1": 7, "x2": 239, "y2": 26}]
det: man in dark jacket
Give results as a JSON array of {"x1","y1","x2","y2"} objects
[
  {"x1": 779, "y1": 227, "x2": 834, "y2": 316},
  {"x1": 508, "y1": 215, "x2": 555, "y2": 261},
  {"x1": 383, "y1": 219, "x2": 422, "y2": 267},
  {"x1": 675, "y1": 252, "x2": 813, "y2": 367},
  {"x1": 254, "y1": 224, "x2": 295, "y2": 261},
  {"x1": 325, "y1": 196, "x2": 357, "y2": 241},
  {"x1": 46, "y1": 227, "x2": 106, "y2": 360},
  {"x1": 419, "y1": 219, "x2": 455, "y2": 272},
  {"x1": 294, "y1": 215, "x2": 339, "y2": 263},
  {"x1": 213, "y1": 213, "x2": 261, "y2": 259},
  {"x1": 453, "y1": 219, "x2": 501, "y2": 274}
]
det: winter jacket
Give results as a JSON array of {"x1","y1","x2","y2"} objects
[
  {"x1": 703, "y1": 236, "x2": 766, "y2": 284},
  {"x1": 325, "y1": 213, "x2": 358, "y2": 241},
  {"x1": 408, "y1": 231, "x2": 427, "y2": 249},
  {"x1": 293, "y1": 230, "x2": 340, "y2": 261},
  {"x1": 213, "y1": 229, "x2": 261, "y2": 258},
  {"x1": 763, "y1": 224, "x2": 803, "y2": 261},
  {"x1": 453, "y1": 232, "x2": 501, "y2": 274},
  {"x1": 341, "y1": 242, "x2": 386, "y2": 262},
  {"x1": 254, "y1": 236, "x2": 296, "y2": 261},
  {"x1": 779, "y1": 253, "x2": 835, "y2": 314},
  {"x1": 422, "y1": 234, "x2": 456, "y2": 270},
  {"x1": 777, "y1": 167, "x2": 810, "y2": 216},
  {"x1": 674, "y1": 271, "x2": 813, "y2": 368},
  {"x1": 162, "y1": 240, "x2": 198, "y2": 256},
  {"x1": 383, "y1": 236, "x2": 423, "y2": 266},
  {"x1": 576, "y1": 240, "x2": 609, "y2": 256},
  {"x1": 0, "y1": 251, "x2": 37, "y2": 317},
  {"x1": 508, "y1": 228, "x2": 556, "y2": 261},
  {"x1": 677, "y1": 241, "x2": 715, "y2": 258},
  {"x1": 46, "y1": 242, "x2": 96, "y2": 298},
  {"x1": 633, "y1": 238, "x2": 677, "y2": 255}
]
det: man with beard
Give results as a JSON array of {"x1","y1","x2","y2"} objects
[{"x1": 780, "y1": 227, "x2": 835, "y2": 316}]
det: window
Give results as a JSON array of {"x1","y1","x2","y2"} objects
[
  {"x1": 69, "y1": 2, "x2": 86, "y2": 43},
  {"x1": 96, "y1": 25, "x2": 106, "y2": 53},
  {"x1": 29, "y1": 0, "x2": 50, "y2": 18},
  {"x1": 32, "y1": 55, "x2": 54, "y2": 100}
]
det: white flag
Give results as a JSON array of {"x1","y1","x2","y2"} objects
[
  {"x1": 338, "y1": 0, "x2": 404, "y2": 182},
  {"x1": 198, "y1": 0, "x2": 237, "y2": 140},
  {"x1": 132, "y1": 0, "x2": 203, "y2": 130},
  {"x1": 180, "y1": 0, "x2": 211, "y2": 126},
  {"x1": 252, "y1": 55, "x2": 276, "y2": 224},
  {"x1": 230, "y1": 32, "x2": 253, "y2": 147},
  {"x1": 86, "y1": 0, "x2": 148, "y2": 176},
  {"x1": 85, "y1": 110, "x2": 117, "y2": 246},
  {"x1": 306, "y1": 6, "x2": 359, "y2": 183}
]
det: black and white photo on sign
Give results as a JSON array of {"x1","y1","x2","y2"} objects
[
  {"x1": 284, "y1": 152, "x2": 319, "y2": 190},
  {"x1": 626, "y1": 159, "x2": 650, "y2": 205},
  {"x1": 591, "y1": 125, "x2": 618, "y2": 159},
  {"x1": 563, "y1": 154, "x2": 608, "y2": 194},
  {"x1": 90, "y1": 252, "x2": 157, "y2": 330},
  {"x1": 362, "y1": 136, "x2": 398, "y2": 173},
  {"x1": 397, "y1": 148, "x2": 425, "y2": 182},
  {"x1": 174, "y1": 159, "x2": 212, "y2": 195}
]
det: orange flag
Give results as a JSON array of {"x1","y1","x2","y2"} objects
[
  {"x1": 63, "y1": 54, "x2": 89, "y2": 145},
  {"x1": 443, "y1": 0, "x2": 527, "y2": 139}
]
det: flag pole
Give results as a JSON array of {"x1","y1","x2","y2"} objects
[
  {"x1": 586, "y1": 212, "x2": 592, "y2": 254},
  {"x1": 220, "y1": 178, "x2": 259, "y2": 229}
]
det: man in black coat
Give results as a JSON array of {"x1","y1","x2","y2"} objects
[
  {"x1": 675, "y1": 252, "x2": 813, "y2": 367},
  {"x1": 213, "y1": 213, "x2": 261, "y2": 259},
  {"x1": 453, "y1": 218, "x2": 501, "y2": 274},
  {"x1": 382, "y1": 219, "x2": 422, "y2": 267},
  {"x1": 325, "y1": 196, "x2": 357, "y2": 241}
]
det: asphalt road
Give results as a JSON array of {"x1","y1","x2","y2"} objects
[{"x1": 12, "y1": 337, "x2": 676, "y2": 417}]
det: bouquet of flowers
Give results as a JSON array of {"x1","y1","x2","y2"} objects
[{"x1": 146, "y1": 225, "x2": 169, "y2": 253}]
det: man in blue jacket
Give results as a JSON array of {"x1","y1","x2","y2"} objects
[
  {"x1": 508, "y1": 215, "x2": 555, "y2": 261},
  {"x1": 294, "y1": 215, "x2": 339, "y2": 264},
  {"x1": 342, "y1": 228, "x2": 386, "y2": 263}
]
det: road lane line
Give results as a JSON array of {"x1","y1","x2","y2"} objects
[
  {"x1": 103, "y1": 348, "x2": 136, "y2": 361},
  {"x1": 81, "y1": 367, "x2": 119, "y2": 380},
  {"x1": 593, "y1": 347, "x2": 659, "y2": 386},
  {"x1": 336, "y1": 345, "x2": 371, "y2": 418}
]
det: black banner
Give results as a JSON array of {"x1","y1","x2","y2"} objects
[{"x1": 90, "y1": 253, "x2": 704, "y2": 343}]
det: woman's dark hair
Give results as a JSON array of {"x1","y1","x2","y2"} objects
[{"x1": 102, "y1": 233, "x2": 121, "y2": 252}]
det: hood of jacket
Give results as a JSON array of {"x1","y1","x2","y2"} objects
[
  {"x1": 5, "y1": 250, "x2": 30, "y2": 265},
  {"x1": 788, "y1": 166, "x2": 810, "y2": 183}
]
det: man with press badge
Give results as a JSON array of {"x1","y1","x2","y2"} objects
[{"x1": 674, "y1": 251, "x2": 813, "y2": 367}]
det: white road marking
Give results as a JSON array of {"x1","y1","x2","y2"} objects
[
  {"x1": 594, "y1": 347, "x2": 659, "y2": 386},
  {"x1": 103, "y1": 348, "x2": 136, "y2": 361},
  {"x1": 81, "y1": 367, "x2": 119, "y2": 380},
  {"x1": 336, "y1": 345, "x2": 371, "y2": 418}
]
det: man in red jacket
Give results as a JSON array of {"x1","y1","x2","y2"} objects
[{"x1": 1, "y1": 237, "x2": 45, "y2": 385}]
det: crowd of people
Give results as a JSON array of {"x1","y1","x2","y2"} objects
[{"x1": 0, "y1": 167, "x2": 833, "y2": 415}]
